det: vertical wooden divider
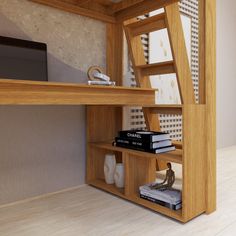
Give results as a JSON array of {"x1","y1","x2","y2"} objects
[
  {"x1": 199, "y1": 0, "x2": 216, "y2": 214},
  {"x1": 205, "y1": 0, "x2": 216, "y2": 214},
  {"x1": 86, "y1": 22, "x2": 124, "y2": 183}
]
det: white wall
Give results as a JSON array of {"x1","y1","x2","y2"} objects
[{"x1": 217, "y1": 0, "x2": 236, "y2": 148}]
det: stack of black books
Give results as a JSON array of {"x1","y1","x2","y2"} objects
[
  {"x1": 139, "y1": 183, "x2": 182, "y2": 210},
  {"x1": 114, "y1": 130, "x2": 175, "y2": 154}
]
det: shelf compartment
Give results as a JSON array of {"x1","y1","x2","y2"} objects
[
  {"x1": 88, "y1": 179, "x2": 125, "y2": 198},
  {"x1": 131, "y1": 193, "x2": 183, "y2": 221},
  {"x1": 88, "y1": 143, "x2": 184, "y2": 221},
  {"x1": 88, "y1": 180, "x2": 183, "y2": 222},
  {"x1": 0, "y1": 79, "x2": 156, "y2": 105},
  {"x1": 90, "y1": 142, "x2": 183, "y2": 164}
]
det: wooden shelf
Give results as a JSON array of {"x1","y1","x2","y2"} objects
[
  {"x1": 90, "y1": 142, "x2": 183, "y2": 164},
  {"x1": 88, "y1": 179, "x2": 125, "y2": 198},
  {"x1": 144, "y1": 105, "x2": 183, "y2": 115},
  {"x1": 0, "y1": 79, "x2": 156, "y2": 105},
  {"x1": 89, "y1": 179, "x2": 183, "y2": 222},
  {"x1": 131, "y1": 193, "x2": 183, "y2": 221}
]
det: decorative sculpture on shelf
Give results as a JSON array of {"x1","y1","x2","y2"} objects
[
  {"x1": 104, "y1": 154, "x2": 116, "y2": 184},
  {"x1": 151, "y1": 162, "x2": 175, "y2": 191},
  {"x1": 87, "y1": 66, "x2": 115, "y2": 86}
]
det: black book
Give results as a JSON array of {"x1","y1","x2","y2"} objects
[
  {"x1": 115, "y1": 142, "x2": 175, "y2": 154},
  {"x1": 115, "y1": 137, "x2": 172, "y2": 150},
  {"x1": 140, "y1": 194, "x2": 182, "y2": 211},
  {"x1": 119, "y1": 130, "x2": 170, "y2": 142}
]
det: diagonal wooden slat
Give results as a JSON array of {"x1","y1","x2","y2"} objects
[{"x1": 165, "y1": 3, "x2": 196, "y2": 104}]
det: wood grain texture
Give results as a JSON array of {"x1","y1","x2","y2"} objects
[
  {"x1": 110, "y1": 0, "x2": 144, "y2": 13},
  {"x1": 149, "y1": 105, "x2": 182, "y2": 115},
  {"x1": 0, "y1": 79, "x2": 156, "y2": 105},
  {"x1": 205, "y1": 0, "x2": 216, "y2": 214},
  {"x1": 137, "y1": 61, "x2": 175, "y2": 76},
  {"x1": 182, "y1": 105, "x2": 206, "y2": 221},
  {"x1": 86, "y1": 21, "x2": 124, "y2": 183},
  {"x1": 165, "y1": 3, "x2": 196, "y2": 104},
  {"x1": 30, "y1": 0, "x2": 116, "y2": 23},
  {"x1": 127, "y1": 13, "x2": 166, "y2": 36},
  {"x1": 106, "y1": 23, "x2": 124, "y2": 86},
  {"x1": 198, "y1": 0, "x2": 206, "y2": 104},
  {"x1": 115, "y1": 0, "x2": 179, "y2": 22},
  {"x1": 90, "y1": 142, "x2": 183, "y2": 164}
]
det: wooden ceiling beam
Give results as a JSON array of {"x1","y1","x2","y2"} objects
[
  {"x1": 76, "y1": 0, "x2": 91, "y2": 6},
  {"x1": 115, "y1": 0, "x2": 180, "y2": 22},
  {"x1": 30, "y1": 0, "x2": 116, "y2": 23},
  {"x1": 111, "y1": 0, "x2": 144, "y2": 13}
]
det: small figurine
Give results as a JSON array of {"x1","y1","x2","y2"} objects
[
  {"x1": 87, "y1": 66, "x2": 115, "y2": 86},
  {"x1": 151, "y1": 162, "x2": 175, "y2": 191}
]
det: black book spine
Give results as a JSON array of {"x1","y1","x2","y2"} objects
[
  {"x1": 115, "y1": 142, "x2": 156, "y2": 153},
  {"x1": 140, "y1": 194, "x2": 181, "y2": 211},
  {"x1": 115, "y1": 137, "x2": 152, "y2": 149}
]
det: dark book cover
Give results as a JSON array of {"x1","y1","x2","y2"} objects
[
  {"x1": 115, "y1": 137, "x2": 172, "y2": 149},
  {"x1": 115, "y1": 142, "x2": 175, "y2": 154},
  {"x1": 119, "y1": 130, "x2": 170, "y2": 142},
  {"x1": 140, "y1": 194, "x2": 182, "y2": 211}
]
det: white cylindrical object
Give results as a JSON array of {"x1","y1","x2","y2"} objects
[
  {"x1": 114, "y1": 163, "x2": 124, "y2": 188},
  {"x1": 104, "y1": 154, "x2": 116, "y2": 184}
]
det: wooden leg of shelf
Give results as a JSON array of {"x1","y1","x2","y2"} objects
[
  {"x1": 124, "y1": 153, "x2": 131, "y2": 197},
  {"x1": 86, "y1": 145, "x2": 96, "y2": 183},
  {"x1": 182, "y1": 105, "x2": 206, "y2": 221}
]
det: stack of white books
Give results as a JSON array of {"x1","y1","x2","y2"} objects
[{"x1": 139, "y1": 183, "x2": 182, "y2": 210}]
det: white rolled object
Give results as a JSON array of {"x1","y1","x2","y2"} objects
[
  {"x1": 104, "y1": 154, "x2": 116, "y2": 184},
  {"x1": 114, "y1": 163, "x2": 125, "y2": 188},
  {"x1": 93, "y1": 72, "x2": 110, "y2": 82}
]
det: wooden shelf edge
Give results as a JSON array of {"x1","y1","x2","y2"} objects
[
  {"x1": 0, "y1": 79, "x2": 156, "y2": 105},
  {"x1": 89, "y1": 179, "x2": 183, "y2": 222},
  {"x1": 90, "y1": 142, "x2": 182, "y2": 164}
]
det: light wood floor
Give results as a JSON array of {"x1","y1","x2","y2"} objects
[{"x1": 0, "y1": 146, "x2": 236, "y2": 236}]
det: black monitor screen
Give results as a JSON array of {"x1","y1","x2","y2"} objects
[{"x1": 0, "y1": 36, "x2": 48, "y2": 82}]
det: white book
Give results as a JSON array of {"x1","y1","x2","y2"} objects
[
  {"x1": 140, "y1": 190, "x2": 181, "y2": 205},
  {"x1": 139, "y1": 184, "x2": 181, "y2": 204},
  {"x1": 88, "y1": 80, "x2": 116, "y2": 86}
]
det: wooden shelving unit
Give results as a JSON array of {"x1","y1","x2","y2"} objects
[
  {"x1": 7, "y1": 0, "x2": 215, "y2": 223},
  {"x1": 84, "y1": 0, "x2": 215, "y2": 223},
  {"x1": 88, "y1": 141, "x2": 183, "y2": 221},
  {"x1": 89, "y1": 179, "x2": 182, "y2": 221}
]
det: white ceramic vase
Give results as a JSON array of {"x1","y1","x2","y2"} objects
[
  {"x1": 114, "y1": 163, "x2": 124, "y2": 188},
  {"x1": 104, "y1": 154, "x2": 116, "y2": 184}
]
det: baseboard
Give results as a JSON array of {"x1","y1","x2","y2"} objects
[{"x1": 0, "y1": 184, "x2": 88, "y2": 209}]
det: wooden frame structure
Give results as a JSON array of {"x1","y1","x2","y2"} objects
[{"x1": 1, "y1": 0, "x2": 216, "y2": 222}]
